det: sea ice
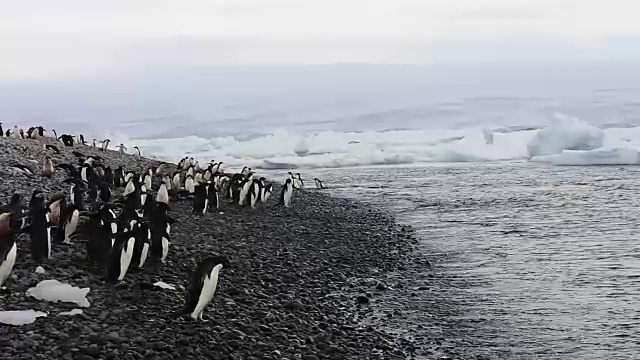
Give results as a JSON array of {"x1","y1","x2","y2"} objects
[
  {"x1": 34, "y1": 266, "x2": 46, "y2": 274},
  {"x1": 0, "y1": 310, "x2": 47, "y2": 326},
  {"x1": 26, "y1": 280, "x2": 90, "y2": 307}
]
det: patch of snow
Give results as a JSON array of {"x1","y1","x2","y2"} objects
[
  {"x1": 0, "y1": 310, "x2": 47, "y2": 325},
  {"x1": 153, "y1": 281, "x2": 176, "y2": 290},
  {"x1": 59, "y1": 309, "x2": 83, "y2": 316},
  {"x1": 35, "y1": 266, "x2": 46, "y2": 274},
  {"x1": 26, "y1": 280, "x2": 90, "y2": 307}
]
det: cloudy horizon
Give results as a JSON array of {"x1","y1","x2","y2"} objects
[{"x1": 2, "y1": 0, "x2": 640, "y2": 81}]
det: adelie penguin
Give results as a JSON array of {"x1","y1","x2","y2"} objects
[
  {"x1": 131, "y1": 220, "x2": 152, "y2": 270},
  {"x1": 59, "y1": 134, "x2": 74, "y2": 147},
  {"x1": 101, "y1": 139, "x2": 110, "y2": 152},
  {"x1": 277, "y1": 178, "x2": 293, "y2": 208},
  {"x1": 0, "y1": 211, "x2": 18, "y2": 288},
  {"x1": 106, "y1": 225, "x2": 136, "y2": 281},
  {"x1": 62, "y1": 204, "x2": 80, "y2": 244},
  {"x1": 313, "y1": 178, "x2": 324, "y2": 189},
  {"x1": 193, "y1": 183, "x2": 209, "y2": 215},
  {"x1": 178, "y1": 255, "x2": 230, "y2": 321},
  {"x1": 28, "y1": 190, "x2": 53, "y2": 263},
  {"x1": 43, "y1": 143, "x2": 60, "y2": 154},
  {"x1": 42, "y1": 155, "x2": 55, "y2": 178}
]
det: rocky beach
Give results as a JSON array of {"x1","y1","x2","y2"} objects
[{"x1": 0, "y1": 135, "x2": 421, "y2": 360}]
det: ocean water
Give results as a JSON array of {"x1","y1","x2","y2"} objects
[{"x1": 303, "y1": 163, "x2": 640, "y2": 359}]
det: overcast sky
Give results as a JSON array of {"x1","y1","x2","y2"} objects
[{"x1": 2, "y1": 0, "x2": 640, "y2": 81}]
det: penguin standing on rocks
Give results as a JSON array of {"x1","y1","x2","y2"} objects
[
  {"x1": 28, "y1": 190, "x2": 52, "y2": 263},
  {"x1": 0, "y1": 212, "x2": 18, "y2": 288},
  {"x1": 101, "y1": 139, "x2": 110, "y2": 152},
  {"x1": 131, "y1": 221, "x2": 152, "y2": 269},
  {"x1": 238, "y1": 172, "x2": 254, "y2": 206},
  {"x1": 277, "y1": 179, "x2": 293, "y2": 208},
  {"x1": 193, "y1": 183, "x2": 208, "y2": 215},
  {"x1": 206, "y1": 182, "x2": 219, "y2": 210},
  {"x1": 133, "y1": 146, "x2": 141, "y2": 157},
  {"x1": 106, "y1": 227, "x2": 136, "y2": 281},
  {"x1": 249, "y1": 179, "x2": 262, "y2": 209},
  {"x1": 118, "y1": 144, "x2": 127, "y2": 154},
  {"x1": 295, "y1": 173, "x2": 304, "y2": 188},
  {"x1": 42, "y1": 155, "x2": 55, "y2": 178},
  {"x1": 43, "y1": 143, "x2": 61, "y2": 154},
  {"x1": 59, "y1": 134, "x2": 74, "y2": 146},
  {"x1": 0, "y1": 123, "x2": 3, "y2": 136},
  {"x1": 180, "y1": 256, "x2": 230, "y2": 321},
  {"x1": 62, "y1": 204, "x2": 80, "y2": 244},
  {"x1": 262, "y1": 184, "x2": 273, "y2": 203}
]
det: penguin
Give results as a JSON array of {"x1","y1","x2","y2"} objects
[
  {"x1": 43, "y1": 144, "x2": 61, "y2": 154},
  {"x1": 12, "y1": 164, "x2": 34, "y2": 175},
  {"x1": 180, "y1": 256, "x2": 230, "y2": 321},
  {"x1": 114, "y1": 166, "x2": 124, "y2": 187},
  {"x1": 7, "y1": 194, "x2": 27, "y2": 231},
  {"x1": 238, "y1": 172, "x2": 254, "y2": 206},
  {"x1": 240, "y1": 166, "x2": 248, "y2": 176},
  {"x1": 28, "y1": 190, "x2": 52, "y2": 263},
  {"x1": 106, "y1": 228, "x2": 136, "y2": 281},
  {"x1": 194, "y1": 172, "x2": 203, "y2": 184},
  {"x1": 79, "y1": 134, "x2": 86, "y2": 145},
  {"x1": 140, "y1": 183, "x2": 148, "y2": 206},
  {"x1": 0, "y1": 123, "x2": 3, "y2": 136},
  {"x1": 4, "y1": 129, "x2": 10, "y2": 137},
  {"x1": 64, "y1": 178, "x2": 86, "y2": 210},
  {"x1": 47, "y1": 193, "x2": 66, "y2": 227},
  {"x1": 185, "y1": 175, "x2": 195, "y2": 196},
  {"x1": 263, "y1": 183, "x2": 273, "y2": 203},
  {"x1": 92, "y1": 138, "x2": 97, "y2": 147},
  {"x1": 59, "y1": 134, "x2": 74, "y2": 147},
  {"x1": 12, "y1": 126, "x2": 22, "y2": 139},
  {"x1": 131, "y1": 221, "x2": 152, "y2": 269},
  {"x1": 249, "y1": 179, "x2": 262, "y2": 209},
  {"x1": 193, "y1": 183, "x2": 208, "y2": 215},
  {"x1": 62, "y1": 204, "x2": 80, "y2": 244},
  {"x1": 103, "y1": 166, "x2": 114, "y2": 186},
  {"x1": 296, "y1": 173, "x2": 304, "y2": 188},
  {"x1": 313, "y1": 178, "x2": 324, "y2": 189},
  {"x1": 141, "y1": 173, "x2": 152, "y2": 191},
  {"x1": 0, "y1": 212, "x2": 18, "y2": 288},
  {"x1": 155, "y1": 163, "x2": 166, "y2": 177},
  {"x1": 26, "y1": 127, "x2": 36, "y2": 139},
  {"x1": 80, "y1": 163, "x2": 93, "y2": 184},
  {"x1": 150, "y1": 209, "x2": 172, "y2": 264},
  {"x1": 42, "y1": 155, "x2": 55, "y2": 178},
  {"x1": 118, "y1": 144, "x2": 127, "y2": 154},
  {"x1": 277, "y1": 178, "x2": 293, "y2": 208},
  {"x1": 123, "y1": 178, "x2": 136, "y2": 199},
  {"x1": 171, "y1": 171, "x2": 181, "y2": 192},
  {"x1": 206, "y1": 182, "x2": 219, "y2": 210},
  {"x1": 101, "y1": 139, "x2": 110, "y2": 152},
  {"x1": 156, "y1": 183, "x2": 169, "y2": 206},
  {"x1": 98, "y1": 181, "x2": 111, "y2": 203},
  {"x1": 133, "y1": 146, "x2": 141, "y2": 157}
]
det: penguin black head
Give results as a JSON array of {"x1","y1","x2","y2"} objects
[
  {"x1": 9, "y1": 194, "x2": 22, "y2": 207},
  {"x1": 31, "y1": 190, "x2": 45, "y2": 200},
  {"x1": 285, "y1": 178, "x2": 292, "y2": 185}
]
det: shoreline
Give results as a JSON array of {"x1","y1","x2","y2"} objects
[{"x1": 0, "y1": 136, "x2": 418, "y2": 359}]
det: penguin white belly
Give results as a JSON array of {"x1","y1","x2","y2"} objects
[
  {"x1": 203, "y1": 199, "x2": 209, "y2": 214},
  {"x1": 64, "y1": 210, "x2": 79, "y2": 244},
  {"x1": 81, "y1": 168, "x2": 88, "y2": 182},
  {"x1": 166, "y1": 224, "x2": 171, "y2": 236},
  {"x1": 161, "y1": 237, "x2": 169, "y2": 263},
  {"x1": 0, "y1": 242, "x2": 17, "y2": 287},
  {"x1": 264, "y1": 192, "x2": 271, "y2": 202},
  {"x1": 250, "y1": 190, "x2": 258, "y2": 209},
  {"x1": 69, "y1": 185, "x2": 75, "y2": 204},
  {"x1": 118, "y1": 237, "x2": 136, "y2": 281},
  {"x1": 144, "y1": 177, "x2": 152, "y2": 189},
  {"x1": 239, "y1": 183, "x2": 251, "y2": 205},
  {"x1": 214, "y1": 192, "x2": 219, "y2": 209},
  {"x1": 45, "y1": 213, "x2": 52, "y2": 259},
  {"x1": 284, "y1": 188, "x2": 293, "y2": 207},
  {"x1": 110, "y1": 222, "x2": 117, "y2": 235},
  {"x1": 191, "y1": 265, "x2": 222, "y2": 320},
  {"x1": 141, "y1": 193, "x2": 147, "y2": 205},
  {"x1": 139, "y1": 243, "x2": 149, "y2": 268}
]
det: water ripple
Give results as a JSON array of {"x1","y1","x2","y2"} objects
[{"x1": 314, "y1": 163, "x2": 640, "y2": 359}]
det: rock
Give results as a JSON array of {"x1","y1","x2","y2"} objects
[{"x1": 356, "y1": 296, "x2": 370, "y2": 304}]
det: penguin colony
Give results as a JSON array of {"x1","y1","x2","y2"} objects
[{"x1": 0, "y1": 125, "x2": 325, "y2": 321}]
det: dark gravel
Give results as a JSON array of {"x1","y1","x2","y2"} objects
[{"x1": 0, "y1": 135, "x2": 419, "y2": 360}]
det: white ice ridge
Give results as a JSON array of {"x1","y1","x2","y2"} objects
[
  {"x1": 153, "y1": 281, "x2": 176, "y2": 290},
  {"x1": 0, "y1": 310, "x2": 47, "y2": 326},
  {"x1": 26, "y1": 280, "x2": 91, "y2": 307}
]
